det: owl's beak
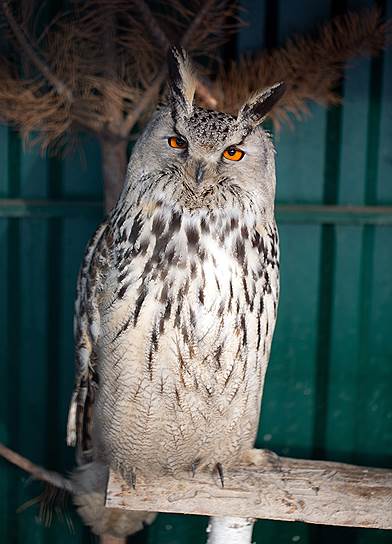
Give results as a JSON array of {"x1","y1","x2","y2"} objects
[{"x1": 195, "y1": 161, "x2": 206, "y2": 185}]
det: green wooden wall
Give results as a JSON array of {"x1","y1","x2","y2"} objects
[{"x1": 1, "y1": 0, "x2": 391, "y2": 542}]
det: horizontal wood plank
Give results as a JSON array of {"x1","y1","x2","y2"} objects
[{"x1": 106, "y1": 450, "x2": 392, "y2": 530}]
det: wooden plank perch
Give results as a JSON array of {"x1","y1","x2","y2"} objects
[{"x1": 106, "y1": 449, "x2": 392, "y2": 530}]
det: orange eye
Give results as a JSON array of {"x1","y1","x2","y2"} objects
[
  {"x1": 223, "y1": 146, "x2": 245, "y2": 161},
  {"x1": 168, "y1": 136, "x2": 187, "y2": 149}
]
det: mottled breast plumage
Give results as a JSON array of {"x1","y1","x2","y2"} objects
[
  {"x1": 90, "y1": 202, "x2": 279, "y2": 478},
  {"x1": 68, "y1": 47, "x2": 285, "y2": 538}
]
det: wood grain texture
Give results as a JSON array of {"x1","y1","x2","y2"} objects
[
  {"x1": 100, "y1": 536, "x2": 126, "y2": 544},
  {"x1": 106, "y1": 450, "x2": 392, "y2": 530}
]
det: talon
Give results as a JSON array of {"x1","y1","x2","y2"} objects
[
  {"x1": 131, "y1": 469, "x2": 137, "y2": 490},
  {"x1": 216, "y1": 462, "x2": 224, "y2": 488},
  {"x1": 191, "y1": 457, "x2": 201, "y2": 477}
]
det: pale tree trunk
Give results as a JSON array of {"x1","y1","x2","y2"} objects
[
  {"x1": 99, "y1": 4, "x2": 129, "y2": 216},
  {"x1": 100, "y1": 138, "x2": 128, "y2": 213},
  {"x1": 100, "y1": 536, "x2": 126, "y2": 544},
  {"x1": 207, "y1": 518, "x2": 255, "y2": 544}
]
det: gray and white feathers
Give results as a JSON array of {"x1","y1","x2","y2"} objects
[{"x1": 67, "y1": 48, "x2": 285, "y2": 536}]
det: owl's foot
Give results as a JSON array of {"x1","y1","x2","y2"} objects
[
  {"x1": 191, "y1": 457, "x2": 201, "y2": 477},
  {"x1": 130, "y1": 468, "x2": 137, "y2": 490},
  {"x1": 190, "y1": 460, "x2": 224, "y2": 487},
  {"x1": 239, "y1": 448, "x2": 281, "y2": 470},
  {"x1": 216, "y1": 462, "x2": 224, "y2": 488}
]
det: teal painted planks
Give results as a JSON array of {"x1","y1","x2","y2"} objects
[
  {"x1": 258, "y1": 224, "x2": 323, "y2": 460},
  {"x1": 62, "y1": 135, "x2": 104, "y2": 200},
  {"x1": 17, "y1": 218, "x2": 51, "y2": 544},
  {"x1": 146, "y1": 514, "x2": 208, "y2": 544},
  {"x1": 5, "y1": 129, "x2": 24, "y2": 544},
  {"x1": 0, "y1": 127, "x2": 8, "y2": 197},
  {"x1": 17, "y1": 137, "x2": 51, "y2": 544},
  {"x1": 62, "y1": 140, "x2": 105, "y2": 543},
  {"x1": 338, "y1": 16, "x2": 372, "y2": 203},
  {"x1": 266, "y1": 0, "x2": 330, "y2": 457},
  {"x1": 356, "y1": 226, "x2": 392, "y2": 467},
  {"x1": 237, "y1": 0, "x2": 267, "y2": 52},
  {"x1": 0, "y1": 127, "x2": 10, "y2": 542},
  {"x1": 324, "y1": 0, "x2": 374, "y2": 464},
  {"x1": 0, "y1": 200, "x2": 102, "y2": 218},
  {"x1": 376, "y1": 0, "x2": 392, "y2": 204},
  {"x1": 325, "y1": 226, "x2": 364, "y2": 462}
]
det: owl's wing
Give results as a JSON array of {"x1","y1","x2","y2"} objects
[{"x1": 67, "y1": 221, "x2": 111, "y2": 463}]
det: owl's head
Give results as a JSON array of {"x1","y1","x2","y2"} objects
[{"x1": 125, "y1": 48, "x2": 285, "y2": 217}]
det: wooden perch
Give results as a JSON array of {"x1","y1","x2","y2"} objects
[
  {"x1": 106, "y1": 449, "x2": 392, "y2": 530},
  {"x1": 100, "y1": 537, "x2": 126, "y2": 544}
]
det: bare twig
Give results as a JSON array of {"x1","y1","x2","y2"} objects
[
  {"x1": 137, "y1": 1, "x2": 169, "y2": 52},
  {"x1": 120, "y1": 67, "x2": 166, "y2": 136},
  {"x1": 217, "y1": 6, "x2": 392, "y2": 127},
  {"x1": 1, "y1": 1, "x2": 73, "y2": 101},
  {"x1": 181, "y1": 0, "x2": 217, "y2": 47},
  {"x1": 0, "y1": 442, "x2": 74, "y2": 493},
  {"x1": 135, "y1": 0, "x2": 218, "y2": 110},
  {"x1": 121, "y1": 0, "x2": 222, "y2": 134}
]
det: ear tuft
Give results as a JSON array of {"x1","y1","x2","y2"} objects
[
  {"x1": 237, "y1": 82, "x2": 286, "y2": 127},
  {"x1": 167, "y1": 47, "x2": 196, "y2": 116}
]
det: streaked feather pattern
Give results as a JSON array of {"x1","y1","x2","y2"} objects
[
  {"x1": 67, "y1": 49, "x2": 284, "y2": 537},
  {"x1": 69, "y1": 200, "x2": 279, "y2": 473}
]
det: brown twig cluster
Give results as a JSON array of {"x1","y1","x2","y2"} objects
[
  {"x1": 0, "y1": 441, "x2": 74, "y2": 529},
  {"x1": 0, "y1": 442, "x2": 73, "y2": 492},
  {"x1": 0, "y1": 1, "x2": 390, "y2": 155},
  {"x1": 215, "y1": 7, "x2": 392, "y2": 127},
  {"x1": 1, "y1": 1, "x2": 390, "y2": 210},
  {"x1": 0, "y1": 0, "x2": 237, "y2": 154}
]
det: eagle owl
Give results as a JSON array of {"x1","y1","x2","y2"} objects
[{"x1": 67, "y1": 49, "x2": 284, "y2": 537}]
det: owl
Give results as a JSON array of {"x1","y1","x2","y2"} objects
[{"x1": 67, "y1": 49, "x2": 285, "y2": 537}]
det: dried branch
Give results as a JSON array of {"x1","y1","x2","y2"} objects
[
  {"x1": 1, "y1": 1, "x2": 72, "y2": 101},
  {"x1": 136, "y1": 1, "x2": 169, "y2": 52},
  {"x1": 182, "y1": 0, "x2": 218, "y2": 47},
  {"x1": 135, "y1": 0, "x2": 218, "y2": 107},
  {"x1": 0, "y1": 442, "x2": 74, "y2": 493},
  {"x1": 121, "y1": 0, "x2": 229, "y2": 134},
  {"x1": 216, "y1": 6, "x2": 392, "y2": 128},
  {"x1": 170, "y1": 0, "x2": 240, "y2": 55},
  {"x1": 120, "y1": 67, "x2": 166, "y2": 136},
  {"x1": 0, "y1": 0, "x2": 234, "y2": 151},
  {"x1": 0, "y1": 1, "x2": 389, "y2": 155}
]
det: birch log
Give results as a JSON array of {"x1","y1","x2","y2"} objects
[
  {"x1": 105, "y1": 449, "x2": 392, "y2": 530},
  {"x1": 100, "y1": 536, "x2": 126, "y2": 544},
  {"x1": 206, "y1": 517, "x2": 255, "y2": 544}
]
